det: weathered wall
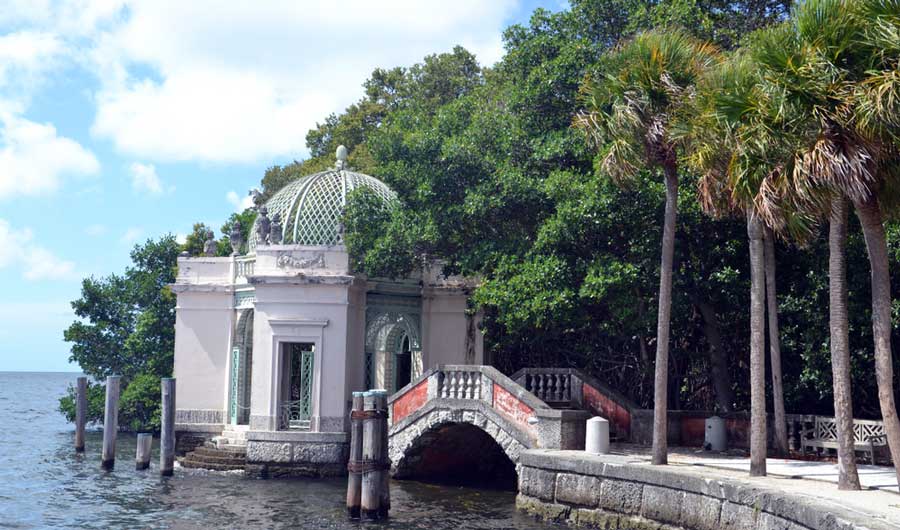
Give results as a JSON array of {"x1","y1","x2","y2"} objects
[
  {"x1": 173, "y1": 287, "x2": 234, "y2": 423},
  {"x1": 421, "y1": 291, "x2": 483, "y2": 368},
  {"x1": 249, "y1": 278, "x2": 356, "y2": 433},
  {"x1": 517, "y1": 450, "x2": 893, "y2": 530},
  {"x1": 244, "y1": 431, "x2": 349, "y2": 478},
  {"x1": 630, "y1": 410, "x2": 756, "y2": 449}
]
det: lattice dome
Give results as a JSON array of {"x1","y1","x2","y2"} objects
[{"x1": 248, "y1": 150, "x2": 396, "y2": 251}]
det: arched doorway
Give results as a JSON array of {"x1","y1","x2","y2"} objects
[
  {"x1": 365, "y1": 312, "x2": 421, "y2": 392},
  {"x1": 230, "y1": 310, "x2": 253, "y2": 425}
]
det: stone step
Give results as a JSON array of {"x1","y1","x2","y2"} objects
[
  {"x1": 220, "y1": 428, "x2": 248, "y2": 440},
  {"x1": 184, "y1": 452, "x2": 246, "y2": 466},
  {"x1": 211, "y1": 435, "x2": 248, "y2": 448},
  {"x1": 180, "y1": 458, "x2": 245, "y2": 472},
  {"x1": 196, "y1": 445, "x2": 247, "y2": 457}
]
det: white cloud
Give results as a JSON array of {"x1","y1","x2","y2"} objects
[
  {"x1": 0, "y1": 31, "x2": 63, "y2": 92},
  {"x1": 129, "y1": 161, "x2": 170, "y2": 195},
  {"x1": 88, "y1": 0, "x2": 518, "y2": 162},
  {"x1": 120, "y1": 226, "x2": 143, "y2": 244},
  {"x1": 0, "y1": 114, "x2": 100, "y2": 198},
  {"x1": 0, "y1": 218, "x2": 75, "y2": 280},
  {"x1": 226, "y1": 190, "x2": 255, "y2": 212}
]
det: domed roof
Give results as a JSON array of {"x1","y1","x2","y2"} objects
[{"x1": 248, "y1": 147, "x2": 396, "y2": 251}]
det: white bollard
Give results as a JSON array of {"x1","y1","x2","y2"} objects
[
  {"x1": 705, "y1": 415, "x2": 727, "y2": 451},
  {"x1": 586, "y1": 417, "x2": 610, "y2": 454}
]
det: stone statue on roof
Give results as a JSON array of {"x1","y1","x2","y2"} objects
[
  {"x1": 202, "y1": 229, "x2": 217, "y2": 257},
  {"x1": 269, "y1": 213, "x2": 283, "y2": 245},
  {"x1": 256, "y1": 205, "x2": 271, "y2": 245},
  {"x1": 230, "y1": 221, "x2": 244, "y2": 256}
]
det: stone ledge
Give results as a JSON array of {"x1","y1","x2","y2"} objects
[
  {"x1": 518, "y1": 450, "x2": 897, "y2": 530},
  {"x1": 247, "y1": 430, "x2": 349, "y2": 443},
  {"x1": 175, "y1": 423, "x2": 223, "y2": 433}
]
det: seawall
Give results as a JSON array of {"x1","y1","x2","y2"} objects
[{"x1": 517, "y1": 450, "x2": 896, "y2": 530}]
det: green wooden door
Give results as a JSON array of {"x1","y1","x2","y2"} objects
[{"x1": 229, "y1": 346, "x2": 240, "y2": 424}]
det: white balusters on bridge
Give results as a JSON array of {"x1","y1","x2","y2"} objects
[
  {"x1": 438, "y1": 369, "x2": 482, "y2": 400},
  {"x1": 524, "y1": 372, "x2": 572, "y2": 404}
]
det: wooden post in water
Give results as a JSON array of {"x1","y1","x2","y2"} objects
[
  {"x1": 101, "y1": 375, "x2": 120, "y2": 470},
  {"x1": 74, "y1": 376, "x2": 87, "y2": 453},
  {"x1": 346, "y1": 392, "x2": 364, "y2": 518},
  {"x1": 360, "y1": 391, "x2": 384, "y2": 519},
  {"x1": 378, "y1": 391, "x2": 390, "y2": 518},
  {"x1": 160, "y1": 378, "x2": 176, "y2": 476},
  {"x1": 136, "y1": 433, "x2": 152, "y2": 470}
]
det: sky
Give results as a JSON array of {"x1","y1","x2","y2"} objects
[{"x1": 0, "y1": 0, "x2": 566, "y2": 371}]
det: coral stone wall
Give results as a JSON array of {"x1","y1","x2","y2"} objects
[
  {"x1": 518, "y1": 450, "x2": 891, "y2": 530},
  {"x1": 582, "y1": 383, "x2": 631, "y2": 439},
  {"x1": 493, "y1": 383, "x2": 536, "y2": 436},
  {"x1": 392, "y1": 379, "x2": 429, "y2": 423}
]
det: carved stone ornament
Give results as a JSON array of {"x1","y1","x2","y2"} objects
[
  {"x1": 230, "y1": 221, "x2": 244, "y2": 256},
  {"x1": 202, "y1": 230, "x2": 217, "y2": 257},
  {"x1": 276, "y1": 252, "x2": 326, "y2": 270},
  {"x1": 269, "y1": 213, "x2": 283, "y2": 245},
  {"x1": 256, "y1": 205, "x2": 271, "y2": 245}
]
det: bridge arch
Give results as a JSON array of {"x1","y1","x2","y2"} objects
[{"x1": 389, "y1": 406, "x2": 528, "y2": 488}]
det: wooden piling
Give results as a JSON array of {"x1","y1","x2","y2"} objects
[
  {"x1": 360, "y1": 391, "x2": 384, "y2": 519},
  {"x1": 346, "y1": 392, "x2": 364, "y2": 518},
  {"x1": 160, "y1": 378, "x2": 176, "y2": 477},
  {"x1": 101, "y1": 375, "x2": 120, "y2": 471},
  {"x1": 378, "y1": 391, "x2": 390, "y2": 518},
  {"x1": 136, "y1": 433, "x2": 152, "y2": 470},
  {"x1": 74, "y1": 376, "x2": 87, "y2": 453}
]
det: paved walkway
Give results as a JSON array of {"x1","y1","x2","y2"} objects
[
  {"x1": 668, "y1": 448, "x2": 899, "y2": 492},
  {"x1": 606, "y1": 444, "x2": 900, "y2": 527}
]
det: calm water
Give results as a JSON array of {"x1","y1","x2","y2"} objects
[{"x1": 0, "y1": 372, "x2": 557, "y2": 529}]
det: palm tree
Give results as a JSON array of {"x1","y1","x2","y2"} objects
[
  {"x1": 575, "y1": 28, "x2": 720, "y2": 465},
  {"x1": 753, "y1": 0, "x2": 900, "y2": 486},
  {"x1": 687, "y1": 51, "x2": 790, "y2": 477},
  {"x1": 764, "y1": 225, "x2": 789, "y2": 456}
]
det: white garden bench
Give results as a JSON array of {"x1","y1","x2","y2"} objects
[{"x1": 800, "y1": 416, "x2": 887, "y2": 464}]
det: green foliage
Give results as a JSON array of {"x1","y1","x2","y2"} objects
[
  {"x1": 195, "y1": 0, "x2": 900, "y2": 417},
  {"x1": 59, "y1": 236, "x2": 179, "y2": 432}
]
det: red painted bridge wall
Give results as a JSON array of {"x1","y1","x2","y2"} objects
[
  {"x1": 392, "y1": 379, "x2": 428, "y2": 423},
  {"x1": 493, "y1": 383, "x2": 535, "y2": 435},
  {"x1": 582, "y1": 383, "x2": 631, "y2": 438}
]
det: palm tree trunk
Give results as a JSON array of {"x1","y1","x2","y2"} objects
[
  {"x1": 854, "y1": 196, "x2": 900, "y2": 485},
  {"x1": 764, "y1": 227, "x2": 789, "y2": 456},
  {"x1": 697, "y1": 299, "x2": 733, "y2": 412},
  {"x1": 747, "y1": 213, "x2": 767, "y2": 476},
  {"x1": 829, "y1": 198, "x2": 861, "y2": 490},
  {"x1": 652, "y1": 165, "x2": 678, "y2": 466}
]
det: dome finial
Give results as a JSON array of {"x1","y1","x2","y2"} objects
[{"x1": 335, "y1": 145, "x2": 348, "y2": 170}]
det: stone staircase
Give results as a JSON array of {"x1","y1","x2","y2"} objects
[{"x1": 180, "y1": 425, "x2": 248, "y2": 472}]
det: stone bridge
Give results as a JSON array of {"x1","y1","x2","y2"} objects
[{"x1": 386, "y1": 365, "x2": 637, "y2": 484}]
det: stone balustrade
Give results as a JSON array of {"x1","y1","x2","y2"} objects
[{"x1": 233, "y1": 256, "x2": 255, "y2": 284}]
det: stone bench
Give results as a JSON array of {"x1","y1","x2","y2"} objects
[{"x1": 800, "y1": 416, "x2": 887, "y2": 464}]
